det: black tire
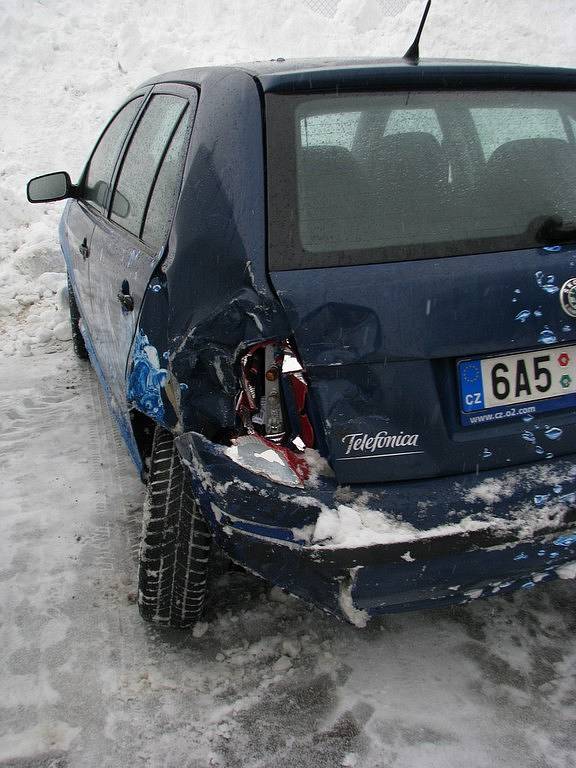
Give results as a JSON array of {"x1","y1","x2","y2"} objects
[
  {"x1": 67, "y1": 272, "x2": 89, "y2": 360},
  {"x1": 138, "y1": 427, "x2": 213, "y2": 629}
]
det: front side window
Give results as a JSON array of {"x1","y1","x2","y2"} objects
[
  {"x1": 110, "y1": 94, "x2": 187, "y2": 239},
  {"x1": 83, "y1": 97, "x2": 144, "y2": 212},
  {"x1": 267, "y1": 90, "x2": 576, "y2": 269}
]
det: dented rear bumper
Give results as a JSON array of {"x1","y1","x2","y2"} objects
[{"x1": 175, "y1": 432, "x2": 576, "y2": 625}]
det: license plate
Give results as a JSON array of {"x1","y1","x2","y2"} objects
[{"x1": 458, "y1": 345, "x2": 576, "y2": 426}]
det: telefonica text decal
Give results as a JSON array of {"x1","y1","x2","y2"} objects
[{"x1": 341, "y1": 431, "x2": 421, "y2": 457}]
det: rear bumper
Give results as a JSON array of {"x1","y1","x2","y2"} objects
[{"x1": 175, "y1": 432, "x2": 576, "y2": 625}]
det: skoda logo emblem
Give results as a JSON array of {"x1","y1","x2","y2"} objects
[{"x1": 560, "y1": 278, "x2": 576, "y2": 318}]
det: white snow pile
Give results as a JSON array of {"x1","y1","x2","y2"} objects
[
  {"x1": 301, "y1": 502, "x2": 490, "y2": 547},
  {"x1": 2, "y1": 0, "x2": 576, "y2": 357}
]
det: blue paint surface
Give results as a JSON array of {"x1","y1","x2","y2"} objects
[{"x1": 127, "y1": 330, "x2": 168, "y2": 422}]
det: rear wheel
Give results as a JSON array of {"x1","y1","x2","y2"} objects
[
  {"x1": 67, "y1": 272, "x2": 89, "y2": 360},
  {"x1": 138, "y1": 426, "x2": 213, "y2": 629}
]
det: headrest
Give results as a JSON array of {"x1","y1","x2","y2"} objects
[{"x1": 373, "y1": 131, "x2": 448, "y2": 188}]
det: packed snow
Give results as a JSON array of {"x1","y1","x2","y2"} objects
[{"x1": 2, "y1": 0, "x2": 576, "y2": 766}]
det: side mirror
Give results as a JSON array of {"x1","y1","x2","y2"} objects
[{"x1": 27, "y1": 171, "x2": 75, "y2": 203}]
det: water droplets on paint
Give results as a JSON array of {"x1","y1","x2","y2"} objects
[
  {"x1": 538, "y1": 327, "x2": 557, "y2": 345},
  {"x1": 534, "y1": 494, "x2": 550, "y2": 506},
  {"x1": 522, "y1": 414, "x2": 534, "y2": 423},
  {"x1": 543, "y1": 245, "x2": 562, "y2": 252},
  {"x1": 544, "y1": 426, "x2": 563, "y2": 441},
  {"x1": 562, "y1": 324, "x2": 572, "y2": 333},
  {"x1": 180, "y1": 383, "x2": 189, "y2": 391},
  {"x1": 162, "y1": 351, "x2": 170, "y2": 360},
  {"x1": 521, "y1": 430, "x2": 536, "y2": 444},
  {"x1": 534, "y1": 445, "x2": 545, "y2": 455},
  {"x1": 535, "y1": 271, "x2": 559, "y2": 294},
  {"x1": 481, "y1": 448, "x2": 492, "y2": 459},
  {"x1": 515, "y1": 310, "x2": 531, "y2": 323},
  {"x1": 534, "y1": 309, "x2": 542, "y2": 318},
  {"x1": 151, "y1": 283, "x2": 162, "y2": 293}
]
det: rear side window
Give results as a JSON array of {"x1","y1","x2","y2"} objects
[
  {"x1": 141, "y1": 113, "x2": 190, "y2": 250},
  {"x1": 300, "y1": 112, "x2": 361, "y2": 150},
  {"x1": 110, "y1": 94, "x2": 187, "y2": 238},
  {"x1": 267, "y1": 90, "x2": 576, "y2": 269},
  {"x1": 385, "y1": 108, "x2": 442, "y2": 142},
  {"x1": 471, "y1": 107, "x2": 568, "y2": 159},
  {"x1": 83, "y1": 97, "x2": 143, "y2": 212}
]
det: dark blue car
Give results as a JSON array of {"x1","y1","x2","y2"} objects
[{"x1": 28, "y1": 58, "x2": 576, "y2": 628}]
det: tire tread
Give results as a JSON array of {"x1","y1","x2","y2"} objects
[{"x1": 138, "y1": 427, "x2": 212, "y2": 629}]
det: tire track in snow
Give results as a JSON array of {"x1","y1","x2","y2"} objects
[{"x1": 1, "y1": 351, "x2": 575, "y2": 768}]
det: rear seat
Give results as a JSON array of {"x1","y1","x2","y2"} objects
[
  {"x1": 297, "y1": 145, "x2": 371, "y2": 252},
  {"x1": 480, "y1": 137, "x2": 576, "y2": 235},
  {"x1": 369, "y1": 131, "x2": 452, "y2": 242}
]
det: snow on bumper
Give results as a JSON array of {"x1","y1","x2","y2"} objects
[{"x1": 175, "y1": 432, "x2": 576, "y2": 625}]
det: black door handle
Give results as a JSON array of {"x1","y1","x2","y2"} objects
[
  {"x1": 79, "y1": 237, "x2": 90, "y2": 259},
  {"x1": 117, "y1": 291, "x2": 134, "y2": 312}
]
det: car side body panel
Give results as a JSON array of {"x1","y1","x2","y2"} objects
[{"x1": 129, "y1": 69, "x2": 291, "y2": 437}]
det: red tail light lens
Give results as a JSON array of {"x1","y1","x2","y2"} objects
[{"x1": 235, "y1": 340, "x2": 315, "y2": 452}]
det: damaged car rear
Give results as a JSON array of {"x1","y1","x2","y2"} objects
[{"x1": 29, "y1": 58, "x2": 576, "y2": 628}]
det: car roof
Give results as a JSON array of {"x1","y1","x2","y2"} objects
[{"x1": 141, "y1": 57, "x2": 576, "y2": 94}]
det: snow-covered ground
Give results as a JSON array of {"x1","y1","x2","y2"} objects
[
  {"x1": 1, "y1": 0, "x2": 576, "y2": 765},
  {"x1": 1, "y1": 352, "x2": 576, "y2": 767}
]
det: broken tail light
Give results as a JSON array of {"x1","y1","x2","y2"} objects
[{"x1": 233, "y1": 340, "x2": 315, "y2": 482}]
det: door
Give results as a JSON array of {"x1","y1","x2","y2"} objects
[
  {"x1": 63, "y1": 95, "x2": 145, "y2": 321},
  {"x1": 87, "y1": 85, "x2": 197, "y2": 419}
]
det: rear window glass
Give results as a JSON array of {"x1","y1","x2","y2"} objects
[
  {"x1": 300, "y1": 112, "x2": 361, "y2": 149},
  {"x1": 266, "y1": 90, "x2": 576, "y2": 269},
  {"x1": 471, "y1": 107, "x2": 568, "y2": 159},
  {"x1": 385, "y1": 108, "x2": 442, "y2": 142}
]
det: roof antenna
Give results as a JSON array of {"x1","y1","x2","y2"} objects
[{"x1": 403, "y1": 0, "x2": 432, "y2": 65}]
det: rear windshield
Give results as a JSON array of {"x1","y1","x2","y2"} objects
[{"x1": 266, "y1": 90, "x2": 576, "y2": 270}]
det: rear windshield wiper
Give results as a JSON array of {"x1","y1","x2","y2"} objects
[{"x1": 531, "y1": 215, "x2": 576, "y2": 245}]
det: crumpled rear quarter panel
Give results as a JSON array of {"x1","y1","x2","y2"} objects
[{"x1": 128, "y1": 70, "x2": 291, "y2": 435}]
